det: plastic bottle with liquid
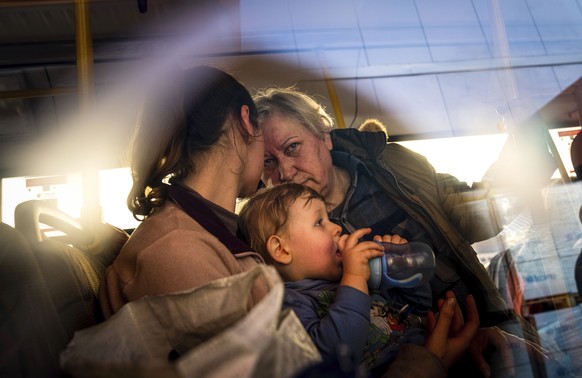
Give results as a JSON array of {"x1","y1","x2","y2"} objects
[{"x1": 368, "y1": 241, "x2": 436, "y2": 290}]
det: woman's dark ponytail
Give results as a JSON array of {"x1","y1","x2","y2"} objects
[{"x1": 127, "y1": 65, "x2": 258, "y2": 219}]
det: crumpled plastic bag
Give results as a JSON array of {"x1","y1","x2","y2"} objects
[{"x1": 60, "y1": 265, "x2": 321, "y2": 378}]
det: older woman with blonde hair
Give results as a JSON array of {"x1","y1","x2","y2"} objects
[{"x1": 254, "y1": 86, "x2": 539, "y2": 378}]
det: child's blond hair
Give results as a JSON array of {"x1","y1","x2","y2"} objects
[{"x1": 238, "y1": 183, "x2": 323, "y2": 261}]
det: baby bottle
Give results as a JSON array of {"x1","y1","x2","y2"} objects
[{"x1": 368, "y1": 242, "x2": 436, "y2": 290}]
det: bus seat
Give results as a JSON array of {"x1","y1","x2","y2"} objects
[
  {"x1": 0, "y1": 222, "x2": 68, "y2": 377},
  {"x1": 13, "y1": 200, "x2": 129, "y2": 341}
]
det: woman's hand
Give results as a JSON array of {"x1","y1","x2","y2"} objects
[{"x1": 424, "y1": 292, "x2": 480, "y2": 371}]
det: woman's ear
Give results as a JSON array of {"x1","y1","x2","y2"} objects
[
  {"x1": 240, "y1": 105, "x2": 255, "y2": 136},
  {"x1": 266, "y1": 235, "x2": 292, "y2": 265},
  {"x1": 323, "y1": 131, "x2": 333, "y2": 151}
]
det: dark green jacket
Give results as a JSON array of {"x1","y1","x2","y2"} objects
[{"x1": 331, "y1": 128, "x2": 513, "y2": 324}]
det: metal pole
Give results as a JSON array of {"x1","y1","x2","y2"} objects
[
  {"x1": 324, "y1": 75, "x2": 346, "y2": 129},
  {"x1": 75, "y1": 0, "x2": 95, "y2": 113},
  {"x1": 74, "y1": 0, "x2": 101, "y2": 226}
]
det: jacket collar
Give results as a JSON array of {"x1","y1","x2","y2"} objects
[{"x1": 165, "y1": 180, "x2": 253, "y2": 254}]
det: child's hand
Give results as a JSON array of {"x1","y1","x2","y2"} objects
[
  {"x1": 337, "y1": 228, "x2": 384, "y2": 294},
  {"x1": 372, "y1": 234, "x2": 408, "y2": 245}
]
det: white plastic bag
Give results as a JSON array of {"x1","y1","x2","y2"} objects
[{"x1": 60, "y1": 265, "x2": 321, "y2": 378}]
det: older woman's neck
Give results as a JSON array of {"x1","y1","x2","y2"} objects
[{"x1": 325, "y1": 165, "x2": 351, "y2": 212}]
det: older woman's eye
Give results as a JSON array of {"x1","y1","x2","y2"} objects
[{"x1": 285, "y1": 142, "x2": 300, "y2": 155}]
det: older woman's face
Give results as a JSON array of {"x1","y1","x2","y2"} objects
[{"x1": 262, "y1": 113, "x2": 335, "y2": 198}]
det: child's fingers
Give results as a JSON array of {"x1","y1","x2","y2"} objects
[
  {"x1": 341, "y1": 243, "x2": 384, "y2": 271},
  {"x1": 337, "y1": 234, "x2": 350, "y2": 251},
  {"x1": 343, "y1": 228, "x2": 374, "y2": 250},
  {"x1": 393, "y1": 235, "x2": 405, "y2": 244},
  {"x1": 372, "y1": 234, "x2": 407, "y2": 244},
  {"x1": 347, "y1": 228, "x2": 372, "y2": 241},
  {"x1": 353, "y1": 241, "x2": 385, "y2": 256}
]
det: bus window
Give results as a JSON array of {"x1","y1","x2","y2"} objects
[{"x1": 2, "y1": 168, "x2": 138, "y2": 231}]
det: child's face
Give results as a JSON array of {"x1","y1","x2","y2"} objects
[{"x1": 282, "y1": 196, "x2": 344, "y2": 281}]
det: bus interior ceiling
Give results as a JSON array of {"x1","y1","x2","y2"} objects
[{"x1": 0, "y1": 0, "x2": 581, "y2": 180}]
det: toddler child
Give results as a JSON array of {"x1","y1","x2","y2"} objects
[{"x1": 238, "y1": 183, "x2": 433, "y2": 375}]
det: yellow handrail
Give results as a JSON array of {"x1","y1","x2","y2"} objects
[{"x1": 324, "y1": 74, "x2": 346, "y2": 129}]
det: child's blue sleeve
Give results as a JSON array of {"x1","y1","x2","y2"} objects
[{"x1": 283, "y1": 285, "x2": 371, "y2": 360}]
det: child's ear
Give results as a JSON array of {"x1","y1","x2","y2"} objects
[{"x1": 266, "y1": 235, "x2": 292, "y2": 265}]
